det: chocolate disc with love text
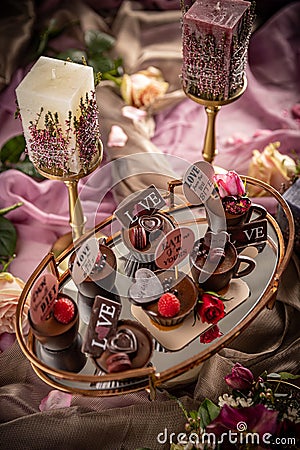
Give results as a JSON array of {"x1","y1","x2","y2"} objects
[
  {"x1": 30, "y1": 273, "x2": 59, "y2": 325},
  {"x1": 155, "y1": 227, "x2": 195, "y2": 270}
]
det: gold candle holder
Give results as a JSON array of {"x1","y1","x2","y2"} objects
[
  {"x1": 35, "y1": 140, "x2": 103, "y2": 242},
  {"x1": 184, "y1": 76, "x2": 248, "y2": 164}
]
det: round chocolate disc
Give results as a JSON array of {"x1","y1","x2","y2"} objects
[{"x1": 94, "y1": 319, "x2": 153, "y2": 373}]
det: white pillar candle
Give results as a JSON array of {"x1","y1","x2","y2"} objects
[{"x1": 16, "y1": 56, "x2": 100, "y2": 174}]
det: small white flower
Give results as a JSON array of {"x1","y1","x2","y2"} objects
[
  {"x1": 236, "y1": 396, "x2": 253, "y2": 408},
  {"x1": 282, "y1": 406, "x2": 300, "y2": 423},
  {"x1": 218, "y1": 393, "x2": 238, "y2": 408}
]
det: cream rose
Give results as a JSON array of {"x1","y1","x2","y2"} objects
[
  {"x1": 120, "y1": 66, "x2": 169, "y2": 109},
  {"x1": 0, "y1": 272, "x2": 29, "y2": 335},
  {"x1": 248, "y1": 142, "x2": 297, "y2": 196}
]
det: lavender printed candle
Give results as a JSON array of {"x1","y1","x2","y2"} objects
[
  {"x1": 16, "y1": 56, "x2": 100, "y2": 175},
  {"x1": 182, "y1": 0, "x2": 255, "y2": 101}
]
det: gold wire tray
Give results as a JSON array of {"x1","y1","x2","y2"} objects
[{"x1": 15, "y1": 176, "x2": 295, "y2": 397}]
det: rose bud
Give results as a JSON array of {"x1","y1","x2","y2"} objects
[
  {"x1": 225, "y1": 362, "x2": 254, "y2": 391},
  {"x1": 213, "y1": 171, "x2": 246, "y2": 198}
]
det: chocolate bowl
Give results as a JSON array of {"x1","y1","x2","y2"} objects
[
  {"x1": 94, "y1": 319, "x2": 153, "y2": 373},
  {"x1": 141, "y1": 269, "x2": 198, "y2": 327},
  {"x1": 190, "y1": 239, "x2": 256, "y2": 292},
  {"x1": 69, "y1": 242, "x2": 117, "y2": 298}
]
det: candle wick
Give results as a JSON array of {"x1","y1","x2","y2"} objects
[{"x1": 51, "y1": 69, "x2": 56, "y2": 80}]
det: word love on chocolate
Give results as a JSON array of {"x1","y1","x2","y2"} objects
[
  {"x1": 114, "y1": 185, "x2": 166, "y2": 228},
  {"x1": 155, "y1": 227, "x2": 195, "y2": 269},
  {"x1": 82, "y1": 296, "x2": 121, "y2": 358},
  {"x1": 228, "y1": 219, "x2": 268, "y2": 248},
  {"x1": 71, "y1": 237, "x2": 99, "y2": 285},
  {"x1": 183, "y1": 161, "x2": 215, "y2": 205},
  {"x1": 30, "y1": 273, "x2": 59, "y2": 324}
]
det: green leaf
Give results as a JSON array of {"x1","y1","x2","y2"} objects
[
  {"x1": 84, "y1": 30, "x2": 115, "y2": 55},
  {"x1": 0, "y1": 135, "x2": 26, "y2": 164},
  {"x1": 198, "y1": 398, "x2": 220, "y2": 428},
  {"x1": 13, "y1": 160, "x2": 44, "y2": 179},
  {"x1": 278, "y1": 372, "x2": 300, "y2": 381},
  {"x1": 36, "y1": 18, "x2": 80, "y2": 56},
  {"x1": 0, "y1": 216, "x2": 17, "y2": 257},
  {"x1": 189, "y1": 410, "x2": 199, "y2": 420},
  {"x1": 88, "y1": 55, "x2": 114, "y2": 75}
]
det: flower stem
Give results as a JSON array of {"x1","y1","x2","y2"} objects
[{"x1": 0, "y1": 202, "x2": 23, "y2": 216}]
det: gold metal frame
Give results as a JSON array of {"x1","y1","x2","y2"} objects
[
  {"x1": 15, "y1": 176, "x2": 294, "y2": 396},
  {"x1": 184, "y1": 77, "x2": 248, "y2": 163}
]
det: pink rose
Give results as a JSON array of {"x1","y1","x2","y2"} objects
[
  {"x1": 120, "y1": 66, "x2": 169, "y2": 109},
  {"x1": 213, "y1": 171, "x2": 246, "y2": 198},
  {"x1": 225, "y1": 362, "x2": 254, "y2": 391},
  {"x1": 0, "y1": 272, "x2": 29, "y2": 335},
  {"x1": 197, "y1": 293, "x2": 225, "y2": 325}
]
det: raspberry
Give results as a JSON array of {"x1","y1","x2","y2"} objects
[
  {"x1": 53, "y1": 297, "x2": 75, "y2": 324},
  {"x1": 157, "y1": 292, "x2": 180, "y2": 318}
]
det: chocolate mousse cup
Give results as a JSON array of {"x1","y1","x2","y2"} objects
[
  {"x1": 190, "y1": 239, "x2": 256, "y2": 292},
  {"x1": 122, "y1": 212, "x2": 176, "y2": 267},
  {"x1": 69, "y1": 243, "x2": 117, "y2": 298},
  {"x1": 142, "y1": 269, "x2": 198, "y2": 326},
  {"x1": 28, "y1": 294, "x2": 86, "y2": 372}
]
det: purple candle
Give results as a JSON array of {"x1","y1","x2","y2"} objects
[{"x1": 182, "y1": 0, "x2": 255, "y2": 101}]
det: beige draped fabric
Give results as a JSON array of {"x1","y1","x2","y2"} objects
[{"x1": 0, "y1": 1, "x2": 299, "y2": 449}]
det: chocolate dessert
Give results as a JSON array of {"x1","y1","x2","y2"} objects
[
  {"x1": 141, "y1": 269, "x2": 198, "y2": 326},
  {"x1": 94, "y1": 319, "x2": 153, "y2": 373},
  {"x1": 191, "y1": 237, "x2": 256, "y2": 291},
  {"x1": 122, "y1": 212, "x2": 176, "y2": 277},
  {"x1": 69, "y1": 242, "x2": 117, "y2": 298},
  {"x1": 29, "y1": 293, "x2": 86, "y2": 372},
  {"x1": 222, "y1": 195, "x2": 252, "y2": 227}
]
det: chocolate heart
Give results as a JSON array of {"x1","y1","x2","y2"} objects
[
  {"x1": 129, "y1": 268, "x2": 164, "y2": 304},
  {"x1": 107, "y1": 328, "x2": 138, "y2": 354},
  {"x1": 139, "y1": 215, "x2": 163, "y2": 232}
]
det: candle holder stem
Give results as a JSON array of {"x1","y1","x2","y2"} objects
[
  {"x1": 184, "y1": 76, "x2": 247, "y2": 164},
  {"x1": 203, "y1": 105, "x2": 221, "y2": 163},
  {"x1": 35, "y1": 140, "x2": 103, "y2": 249},
  {"x1": 64, "y1": 180, "x2": 85, "y2": 241}
]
